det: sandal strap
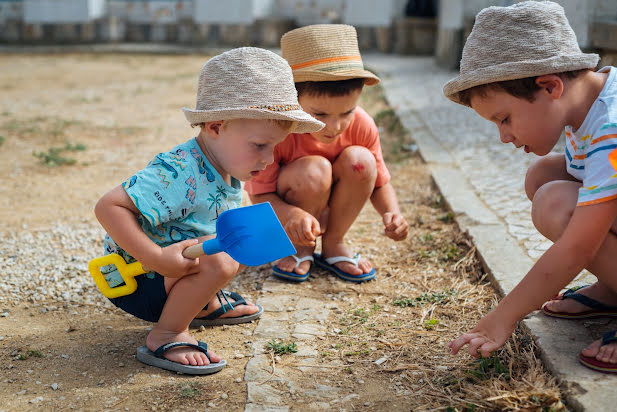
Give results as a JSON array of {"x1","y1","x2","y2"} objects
[
  {"x1": 601, "y1": 330, "x2": 617, "y2": 346},
  {"x1": 562, "y1": 286, "x2": 615, "y2": 310},
  {"x1": 325, "y1": 253, "x2": 360, "y2": 267},
  {"x1": 198, "y1": 290, "x2": 248, "y2": 320},
  {"x1": 290, "y1": 254, "x2": 315, "y2": 269},
  {"x1": 153, "y1": 341, "x2": 210, "y2": 361}
]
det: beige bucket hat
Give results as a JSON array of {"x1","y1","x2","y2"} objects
[
  {"x1": 443, "y1": 1, "x2": 599, "y2": 106},
  {"x1": 281, "y1": 24, "x2": 380, "y2": 85},
  {"x1": 183, "y1": 47, "x2": 324, "y2": 133}
]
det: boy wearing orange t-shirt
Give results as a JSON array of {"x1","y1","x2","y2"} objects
[{"x1": 246, "y1": 24, "x2": 409, "y2": 283}]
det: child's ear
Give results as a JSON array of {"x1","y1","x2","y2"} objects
[
  {"x1": 204, "y1": 121, "x2": 223, "y2": 138},
  {"x1": 535, "y1": 75, "x2": 564, "y2": 99}
]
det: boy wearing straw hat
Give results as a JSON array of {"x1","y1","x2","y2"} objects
[
  {"x1": 246, "y1": 24, "x2": 409, "y2": 283},
  {"x1": 94, "y1": 47, "x2": 323, "y2": 374},
  {"x1": 444, "y1": 1, "x2": 617, "y2": 373}
]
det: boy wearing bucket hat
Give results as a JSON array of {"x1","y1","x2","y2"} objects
[
  {"x1": 246, "y1": 24, "x2": 409, "y2": 283},
  {"x1": 94, "y1": 47, "x2": 323, "y2": 374},
  {"x1": 444, "y1": 1, "x2": 617, "y2": 373}
]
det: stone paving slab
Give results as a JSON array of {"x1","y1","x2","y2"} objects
[{"x1": 364, "y1": 54, "x2": 617, "y2": 411}]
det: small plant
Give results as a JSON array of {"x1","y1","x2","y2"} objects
[
  {"x1": 17, "y1": 349, "x2": 43, "y2": 360},
  {"x1": 266, "y1": 339, "x2": 298, "y2": 355},
  {"x1": 438, "y1": 211, "x2": 454, "y2": 223},
  {"x1": 441, "y1": 244, "x2": 461, "y2": 261},
  {"x1": 178, "y1": 382, "x2": 201, "y2": 398},
  {"x1": 466, "y1": 354, "x2": 510, "y2": 381},
  {"x1": 0, "y1": 135, "x2": 4, "y2": 145},
  {"x1": 431, "y1": 196, "x2": 444, "y2": 209},
  {"x1": 418, "y1": 232, "x2": 434, "y2": 244},
  {"x1": 33, "y1": 141, "x2": 87, "y2": 167},
  {"x1": 394, "y1": 290, "x2": 457, "y2": 307},
  {"x1": 423, "y1": 318, "x2": 439, "y2": 330}
]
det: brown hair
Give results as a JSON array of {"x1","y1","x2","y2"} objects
[
  {"x1": 457, "y1": 69, "x2": 590, "y2": 106},
  {"x1": 191, "y1": 118, "x2": 296, "y2": 131},
  {"x1": 295, "y1": 78, "x2": 365, "y2": 98}
]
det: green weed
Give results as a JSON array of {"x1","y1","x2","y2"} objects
[
  {"x1": 438, "y1": 212, "x2": 454, "y2": 223},
  {"x1": 266, "y1": 339, "x2": 298, "y2": 355},
  {"x1": 441, "y1": 244, "x2": 461, "y2": 261},
  {"x1": 418, "y1": 232, "x2": 434, "y2": 244},
  {"x1": 18, "y1": 349, "x2": 43, "y2": 360},
  {"x1": 393, "y1": 290, "x2": 457, "y2": 307},
  {"x1": 178, "y1": 382, "x2": 201, "y2": 398},
  {"x1": 423, "y1": 318, "x2": 439, "y2": 330},
  {"x1": 33, "y1": 141, "x2": 86, "y2": 167},
  {"x1": 466, "y1": 354, "x2": 510, "y2": 381}
]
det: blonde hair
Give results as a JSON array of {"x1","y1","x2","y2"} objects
[{"x1": 191, "y1": 118, "x2": 296, "y2": 132}]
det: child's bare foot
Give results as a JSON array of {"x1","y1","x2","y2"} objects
[
  {"x1": 581, "y1": 337, "x2": 617, "y2": 365},
  {"x1": 275, "y1": 245, "x2": 315, "y2": 275},
  {"x1": 196, "y1": 292, "x2": 260, "y2": 320},
  {"x1": 321, "y1": 240, "x2": 372, "y2": 276},
  {"x1": 146, "y1": 328, "x2": 221, "y2": 366},
  {"x1": 542, "y1": 283, "x2": 617, "y2": 314}
]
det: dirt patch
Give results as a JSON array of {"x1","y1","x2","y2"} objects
[{"x1": 0, "y1": 53, "x2": 564, "y2": 411}]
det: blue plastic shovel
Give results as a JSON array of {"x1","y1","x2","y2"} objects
[{"x1": 89, "y1": 202, "x2": 295, "y2": 298}]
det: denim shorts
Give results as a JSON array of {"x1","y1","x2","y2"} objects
[{"x1": 108, "y1": 273, "x2": 167, "y2": 323}]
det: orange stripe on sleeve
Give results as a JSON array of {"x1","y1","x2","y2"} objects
[
  {"x1": 591, "y1": 134, "x2": 617, "y2": 145},
  {"x1": 578, "y1": 193, "x2": 617, "y2": 206}
]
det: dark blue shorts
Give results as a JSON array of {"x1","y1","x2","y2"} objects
[{"x1": 108, "y1": 273, "x2": 167, "y2": 323}]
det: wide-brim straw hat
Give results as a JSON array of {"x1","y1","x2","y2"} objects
[
  {"x1": 443, "y1": 1, "x2": 599, "y2": 106},
  {"x1": 183, "y1": 47, "x2": 324, "y2": 133},
  {"x1": 281, "y1": 24, "x2": 380, "y2": 85}
]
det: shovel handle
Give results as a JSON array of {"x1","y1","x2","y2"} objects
[{"x1": 183, "y1": 243, "x2": 205, "y2": 259}]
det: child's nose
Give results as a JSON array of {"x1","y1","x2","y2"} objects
[
  {"x1": 262, "y1": 150, "x2": 274, "y2": 165},
  {"x1": 326, "y1": 118, "x2": 342, "y2": 134},
  {"x1": 499, "y1": 129, "x2": 514, "y2": 144}
]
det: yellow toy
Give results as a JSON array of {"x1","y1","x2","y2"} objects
[{"x1": 89, "y1": 203, "x2": 295, "y2": 298}]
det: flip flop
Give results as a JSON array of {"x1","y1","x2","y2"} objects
[
  {"x1": 190, "y1": 290, "x2": 263, "y2": 328},
  {"x1": 542, "y1": 285, "x2": 617, "y2": 319},
  {"x1": 272, "y1": 254, "x2": 314, "y2": 282},
  {"x1": 313, "y1": 253, "x2": 376, "y2": 283},
  {"x1": 136, "y1": 341, "x2": 226, "y2": 375},
  {"x1": 579, "y1": 330, "x2": 617, "y2": 374}
]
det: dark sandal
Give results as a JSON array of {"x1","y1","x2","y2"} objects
[
  {"x1": 136, "y1": 341, "x2": 226, "y2": 375},
  {"x1": 190, "y1": 289, "x2": 263, "y2": 328},
  {"x1": 542, "y1": 285, "x2": 617, "y2": 319}
]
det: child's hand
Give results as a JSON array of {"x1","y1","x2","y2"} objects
[
  {"x1": 148, "y1": 238, "x2": 201, "y2": 278},
  {"x1": 382, "y1": 212, "x2": 409, "y2": 241},
  {"x1": 284, "y1": 209, "x2": 321, "y2": 247},
  {"x1": 448, "y1": 311, "x2": 516, "y2": 358}
]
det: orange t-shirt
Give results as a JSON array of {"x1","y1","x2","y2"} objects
[{"x1": 244, "y1": 106, "x2": 391, "y2": 195}]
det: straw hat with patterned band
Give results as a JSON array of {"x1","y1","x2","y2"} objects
[
  {"x1": 443, "y1": 1, "x2": 599, "y2": 107},
  {"x1": 183, "y1": 47, "x2": 324, "y2": 133},
  {"x1": 281, "y1": 24, "x2": 380, "y2": 85}
]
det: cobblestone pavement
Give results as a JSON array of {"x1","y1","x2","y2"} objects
[{"x1": 362, "y1": 54, "x2": 616, "y2": 411}]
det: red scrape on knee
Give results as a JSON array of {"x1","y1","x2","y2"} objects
[{"x1": 351, "y1": 163, "x2": 364, "y2": 172}]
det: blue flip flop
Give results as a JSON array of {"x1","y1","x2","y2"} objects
[
  {"x1": 272, "y1": 254, "x2": 314, "y2": 282},
  {"x1": 136, "y1": 341, "x2": 226, "y2": 375},
  {"x1": 313, "y1": 253, "x2": 376, "y2": 283}
]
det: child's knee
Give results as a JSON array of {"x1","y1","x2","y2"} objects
[
  {"x1": 198, "y1": 253, "x2": 239, "y2": 283},
  {"x1": 525, "y1": 157, "x2": 547, "y2": 200},
  {"x1": 336, "y1": 146, "x2": 377, "y2": 182},
  {"x1": 531, "y1": 182, "x2": 573, "y2": 238},
  {"x1": 286, "y1": 156, "x2": 332, "y2": 194}
]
